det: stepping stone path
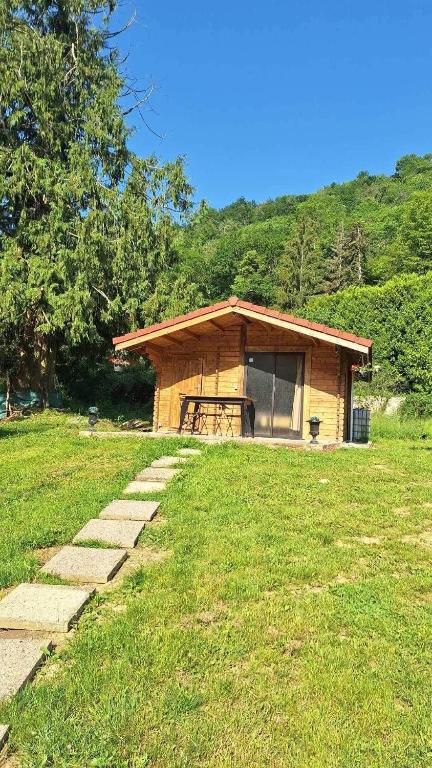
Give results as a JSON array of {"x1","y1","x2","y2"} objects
[
  {"x1": 124, "y1": 480, "x2": 166, "y2": 494},
  {"x1": 0, "y1": 638, "x2": 52, "y2": 702},
  {"x1": 135, "y1": 467, "x2": 180, "y2": 481},
  {"x1": 0, "y1": 583, "x2": 92, "y2": 633},
  {"x1": 0, "y1": 450, "x2": 192, "y2": 705},
  {"x1": 0, "y1": 724, "x2": 9, "y2": 750},
  {"x1": 41, "y1": 545, "x2": 127, "y2": 584},
  {"x1": 100, "y1": 499, "x2": 160, "y2": 522},
  {"x1": 73, "y1": 519, "x2": 145, "y2": 548},
  {"x1": 152, "y1": 456, "x2": 187, "y2": 467}
]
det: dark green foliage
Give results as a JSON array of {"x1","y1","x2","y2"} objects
[
  {"x1": 0, "y1": 0, "x2": 192, "y2": 401},
  {"x1": 57, "y1": 346, "x2": 155, "y2": 417},
  {"x1": 177, "y1": 153, "x2": 432, "y2": 307},
  {"x1": 400, "y1": 392, "x2": 432, "y2": 419},
  {"x1": 304, "y1": 272, "x2": 432, "y2": 395}
]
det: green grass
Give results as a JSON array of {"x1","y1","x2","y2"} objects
[
  {"x1": 371, "y1": 412, "x2": 432, "y2": 441},
  {"x1": 0, "y1": 413, "x2": 192, "y2": 589},
  {"x1": 1, "y1": 414, "x2": 432, "y2": 767}
]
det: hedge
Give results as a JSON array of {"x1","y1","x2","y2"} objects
[{"x1": 303, "y1": 271, "x2": 432, "y2": 394}]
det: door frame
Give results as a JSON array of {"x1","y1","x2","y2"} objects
[{"x1": 244, "y1": 351, "x2": 305, "y2": 439}]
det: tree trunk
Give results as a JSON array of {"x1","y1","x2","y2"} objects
[
  {"x1": 13, "y1": 329, "x2": 57, "y2": 407},
  {"x1": 5, "y1": 371, "x2": 11, "y2": 416}
]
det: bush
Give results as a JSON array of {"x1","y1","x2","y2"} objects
[
  {"x1": 400, "y1": 392, "x2": 432, "y2": 418},
  {"x1": 57, "y1": 348, "x2": 155, "y2": 420},
  {"x1": 304, "y1": 271, "x2": 432, "y2": 395}
]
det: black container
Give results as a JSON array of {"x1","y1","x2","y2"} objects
[{"x1": 352, "y1": 408, "x2": 371, "y2": 443}]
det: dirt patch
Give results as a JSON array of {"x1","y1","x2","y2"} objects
[
  {"x1": 0, "y1": 752, "x2": 20, "y2": 768},
  {"x1": 394, "y1": 507, "x2": 411, "y2": 517},
  {"x1": 148, "y1": 515, "x2": 167, "y2": 528},
  {"x1": 289, "y1": 583, "x2": 327, "y2": 596},
  {"x1": 332, "y1": 573, "x2": 358, "y2": 584},
  {"x1": 267, "y1": 625, "x2": 281, "y2": 637},
  {"x1": 394, "y1": 697, "x2": 412, "y2": 712},
  {"x1": 181, "y1": 600, "x2": 228, "y2": 629},
  {"x1": 335, "y1": 539, "x2": 354, "y2": 549},
  {"x1": 418, "y1": 592, "x2": 432, "y2": 603},
  {"x1": 402, "y1": 529, "x2": 432, "y2": 547},
  {"x1": 336, "y1": 536, "x2": 382, "y2": 547},
  {"x1": 34, "y1": 546, "x2": 62, "y2": 565},
  {"x1": 94, "y1": 546, "x2": 171, "y2": 594},
  {"x1": 422, "y1": 502, "x2": 432, "y2": 510},
  {"x1": 352, "y1": 535, "x2": 383, "y2": 545},
  {"x1": 281, "y1": 638, "x2": 304, "y2": 656}
]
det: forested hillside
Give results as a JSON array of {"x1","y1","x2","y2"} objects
[{"x1": 174, "y1": 154, "x2": 432, "y2": 312}]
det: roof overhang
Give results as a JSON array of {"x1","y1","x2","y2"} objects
[{"x1": 113, "y1": 298, "x2": 373, "y2": 359}]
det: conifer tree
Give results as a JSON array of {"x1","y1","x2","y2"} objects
[
  {"x1": 346, "y1": 223, "x2": 366, "y2": 285},
  {"x1": 0, "y1": 0, "x2": 191, "y2": 402},
  {"x1": 326, "y1": 222, "x2": 349, "y2": 293},
  {"x1": 276, "y1": 216, "x2": 324, "y2": 310}
]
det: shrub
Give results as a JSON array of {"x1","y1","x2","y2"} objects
[
  {"x1": 304, "y1": 272, "x2": 432, "y2": 395},
  {"x1": 400, "y1": 392, "x2": 432, "y2": 418}
]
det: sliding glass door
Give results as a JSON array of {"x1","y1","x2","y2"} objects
[{"x1": 245, "y1": 352, "x2": 304, "y2": 438}]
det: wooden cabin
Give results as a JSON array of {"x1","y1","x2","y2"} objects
[{"x1": 113, "y1": 297, "x2": 373, "y2": 443}]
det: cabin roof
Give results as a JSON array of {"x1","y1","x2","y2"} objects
[{"x1": 113, "y1": 296, "x2": 373, "y2": 356}]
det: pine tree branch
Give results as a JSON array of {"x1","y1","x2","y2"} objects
[{"x1": 91, "y1": 285, "x2": 113, "y2": 305}]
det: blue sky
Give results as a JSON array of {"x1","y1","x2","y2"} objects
[{"x1": 114, "y1": 1, "x2": 432, "y2": 208}]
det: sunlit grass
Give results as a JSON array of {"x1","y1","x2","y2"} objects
[{"x1": 1, "y1": 413, "x2": 432, "y2": 767}]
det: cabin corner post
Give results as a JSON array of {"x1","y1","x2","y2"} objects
[
  {"x1": 153, "y1": 370, "x2": 160, "y2": 431},
  {"x1": 302, "y1": 347, "x2": 312, "y2": 439},
  {"x1": 239, "y1": 324, "x2": 247, "y2": 396},
  {"x1": 141, "y1": 343, "x2": 162, "y2": 432}
]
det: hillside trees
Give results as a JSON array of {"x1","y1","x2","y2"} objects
[
  {"x1": 176, "y1": 153, "x2": 432, "y2": 313},
  {"x1": 0, "y1": 0, "x2": 191, "y2": 402}
]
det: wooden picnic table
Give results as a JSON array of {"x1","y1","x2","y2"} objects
[{"x1": 178, "y1": 395, "x2": 254, "y2": 437}]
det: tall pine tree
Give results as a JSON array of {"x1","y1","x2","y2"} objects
[
  {"x1": 276, "y1": 216, "x2": 324, "y2": 310},
  {"x1": 0, "y1": 0, "x2": 191, "y2": 403}
]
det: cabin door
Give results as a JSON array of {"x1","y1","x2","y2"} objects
[
  {"x1": 245, "y1": 352, "x2": 304, "y2": 438},
  {"x1": 169, "y1": 357, "x2": 203, "y2": 429}
]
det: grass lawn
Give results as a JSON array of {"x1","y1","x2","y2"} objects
[{"x1": 1, "y1": 414, "x2": 432, "y2": 767}]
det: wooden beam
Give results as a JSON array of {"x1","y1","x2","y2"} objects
[
  {"x1": 115, "y1": 305, "x2": 234, "y2": 350},
  {"x1": 232, "y1": 312, "x2": 251, "y2": 325},
  {"x1": 208, "y1": 319, "x2": 226, "y2": 332},
  {"x1": 166, "y1": 336, "x2": 183, "y2": 347},
  {"x1": 181, "y1": 328, "x2": 201, "y2": 340}
]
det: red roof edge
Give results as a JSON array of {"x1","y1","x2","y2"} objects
[
  {"x1": 112, "y1": 299, "x2": 232, "y2": 345},
  {"x1": 113, "y1": 297, "x2": 373, "y2": 349}
]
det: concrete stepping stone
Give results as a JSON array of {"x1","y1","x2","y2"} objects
[
  {"x1": 41, "y1": 545, "x2": 127, "y2": 584},
  {"x1": 135, "y1": 467, "x2": 180, "y2": 481},
  {"x1": 177, "y1": 448, "x2": 202, "y2": 456},
  {"x1": 0, "y1": 638, "x2": 52, "y2": 701},
  {"x1": 100, "y1": 499, "x2": 160, "y2": 522},
  {"x1": 123, "y1": 480, "x2": 166, "y2": 494},
  {"x1": 0, "y1": 583, "x2": 92, "y2": 633},
  {"x1": 152, "y1": 456, "x2": 187, "y2": 467},
  {"x1": 0, "y1": 724, "x2": 9, "y2": 750},
  {"x1": 73, "y1": 519, "x2": 145, "y2": 548}
]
